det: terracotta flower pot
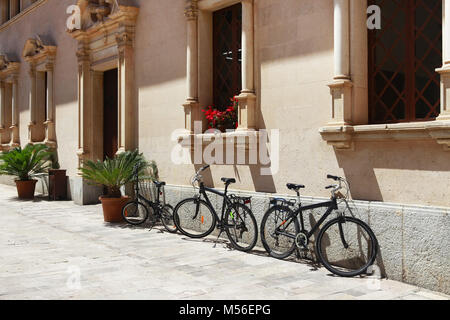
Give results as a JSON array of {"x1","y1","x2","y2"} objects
[
  {"x1": 99, "y1": 196, "x2": 130, "y2": 223},
  {"x1": 15, "y1": 180, "x2": 38, "y2": 200}
]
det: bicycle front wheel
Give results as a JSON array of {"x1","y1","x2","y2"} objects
[
  {"x1": 122, "y1": 201, "x2": 149, "y2": 225},
  {"x1": 316, "y1": 216, "x2": 378, "y2": 277},
  {"x1": 160, "y1": 204, "x2": 178, "y2": 233},
  {"x1": 260, "y1": 205, "x2": 300, "y2": 259},
  {"x1": 173, "y1": 198, "x2": 216, "y2": 238},
  {"x1": 224, "y1": 203, "x2": 258, "y2": 252}
]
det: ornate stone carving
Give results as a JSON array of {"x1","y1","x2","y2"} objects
[
  {"x1": 116, "y1": 31, "x2": 133, "y2": 49},
  {"x1": 22, "y1": 35, "x2": 45, "y2": 58},
  {"x1": 0, "y1": 54, "x2": 20, "y2": 77},
  {"x1": 0, "y1": 55, "x2": 10, "y2": 71},
  {"x1": 184, "y1": 0, "x2": 198, "y2": 20},
  {"x1": 73, "y1": 0, "x2": 120, "y2": 31},
  {"x1": 22, "y1": 35, "x2": 56, "y2": 66}
]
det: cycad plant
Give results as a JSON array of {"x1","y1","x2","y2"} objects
[
  {"x1": 0, "y1": 144, "x2": 53, "y2": 181},
  {"x1": 79, "y1": 149, "x2": 149, "y2": 198}
]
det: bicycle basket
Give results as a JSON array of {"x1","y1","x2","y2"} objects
[{"x1": 138, "y1": 179, "x2": 158, "y2": 202}]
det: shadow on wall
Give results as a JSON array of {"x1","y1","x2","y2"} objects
[
  {"x1": 334, "y1": 140, "x2": 450, "y2": 202},
  {"x1": 191, "y1": 145, "x2": 277, "y2": 194}
]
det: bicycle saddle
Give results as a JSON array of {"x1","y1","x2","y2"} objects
[
  {"x1": 153, "y1": 181, "x2": 166, "y2": 188},
  {"x1": 221, "y1": 178, "x2": 236, "y2": 185},
  {"x1": 286, "y1": 183, "x2": 305, "y2": 191}
]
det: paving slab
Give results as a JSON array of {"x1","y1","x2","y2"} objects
[{"x1": 0, "y1": 184, "x2": 448, "y2": 300}]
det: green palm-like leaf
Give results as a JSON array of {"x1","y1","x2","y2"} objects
[
  {"x1": 0, "y1": 144, "x2": 54, "y2": 181},
  {"x1": 79, "y1": 149, "x2": 153, "y2": 198}
]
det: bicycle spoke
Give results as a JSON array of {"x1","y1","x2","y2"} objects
[
  {"x1": 317, "y1": 217, "x2": 377, "y2": 277},
  {"x1": 225, "y1": 204, "x2": 258, "y2": 252}
]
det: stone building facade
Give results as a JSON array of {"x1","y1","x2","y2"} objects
[{"x1": 0, "y1": 0, "x2": 449, "y2": 294}]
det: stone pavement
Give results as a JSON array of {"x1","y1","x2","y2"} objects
[{"x1": 0, "y1": 184, "x2": 448, "y2": 300}]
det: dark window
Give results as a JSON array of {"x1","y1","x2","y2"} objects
[
  {"x1": 368, "y1": 0, "x2": 442, "y2": 123},
  {"x1": 213, "y1": 3, "x2": 242, "y2": 111}
]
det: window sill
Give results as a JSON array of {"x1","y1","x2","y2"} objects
[
  {"x1": 177, "y1": 129, "x2": 260, "y2": 152},
  {"x1": 319, "y1": 120, "x2": 450, "y2": 151}
]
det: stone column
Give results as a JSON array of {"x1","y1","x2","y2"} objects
[
  {"x1": 183, "y1": 0, "x2": 199, "y2": 134},
  {"x1": 10, "y1": 0, "x2": 20, "y2": 18},
  {"x1": 44, "y1": 62, "x2": 56, "y2": 148},
  {"x1": 0, "y1": 81, "x2": 4, "y2": 134},
  {"x1": 236, "y1": 0, "x2": 257, "y2": 131},
  {"x1": 428, "y1": 0, "x2": 450, "y2": 151},
  {"x1": 0, "y1": 0, "x2": 9, "y2": 24},
  {"x1": 436, "y1": 0, "x2": 450, "y2": 121},
  {"x1": 20, "y1": 0, "x2": 34, "y2": 10},
  {"x1": 117, "y1": 30, "x2": 136, "y2": 154},
  {"x1": 76, "y1": 45, "x2": 92, "y2": 164},
  {"x1": 327, "y1": 0, "x2": 353, "y2": 126},
  {"x1": 28, "y1": 64, "x2": 37, "y2": 143},
  {"x1": 10, "y1": 75, "x2": 20, "y2": 147}
]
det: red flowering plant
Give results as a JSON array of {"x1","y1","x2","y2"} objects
[{"x1": 202, "y1": 97, "x2": 239, "y2": 132}]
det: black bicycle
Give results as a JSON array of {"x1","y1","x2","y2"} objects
[
  {"x1": 122, "y1": 166, "x2": 177, "y2": 233},
  {"x1": 173, "y1": 165, "x2": 258, "y2": 252},
  {"x1": 260, "y1": 175, "x2": 378, "y2": 277}
]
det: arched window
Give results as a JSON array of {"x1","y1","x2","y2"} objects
[{"x1": 368, "y1": 0, "x2": 442, "y2": 123}]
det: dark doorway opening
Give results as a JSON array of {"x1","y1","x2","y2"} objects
[{"x1": 103, "y1": 68, "x2": 118, "y2": 160}]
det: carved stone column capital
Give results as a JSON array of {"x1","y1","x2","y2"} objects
[
  {"x1": 117, "y1": 30, "x2": 133, "y2": 46},
  {"x1": 184, "y1": 0, "x2": 198, "y2": 20}
]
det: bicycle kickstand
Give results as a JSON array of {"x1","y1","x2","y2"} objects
[{"x1": 213, "y1": 227, "x2": 224, "y2": 248}]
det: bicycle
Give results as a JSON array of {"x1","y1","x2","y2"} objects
[
  {"x1": 260, "y1": 175, "x2": 378, "y2": 277},
  {"x1": 173, "y1": 165, "x2": 258, "y2": 252},
  {"x1": 122, "y1": 165, "x2": 177, "y2": 233}
]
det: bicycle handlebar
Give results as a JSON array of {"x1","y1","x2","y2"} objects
[
  {"x1": 198, "y1": 165, "x2": 210, "y2": 174},
  {"x1": 327, "y1": 174, "x2": 341, "y2": 181},
  {"x1": 192, "y1": 165, "x2": 211, "y2": 186}
]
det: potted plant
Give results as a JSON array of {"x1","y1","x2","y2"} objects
[
  {"x1": 79, "y1": 150, "x2": 148, "y2": 223},
  {"x1": 0, "y1": 144, "x2": 53, "y2": 199},
  {"x1": 48, "y1": 152, "x2": 68, "y2": 201},
  {"x1": 202, "y1": 97, "x2": 239, "y2": 132}
]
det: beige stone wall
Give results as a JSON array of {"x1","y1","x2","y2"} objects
[
  {"x1": 0, "y1": 0, "x2": 449, "y2": 207},
  {"x1": 0, "y1": 0, "x2": 79, "y2": 177}
]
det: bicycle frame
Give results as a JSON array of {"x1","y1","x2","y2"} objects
[
  {"x1": 133, "y1": 174, "x2": 164, "y2": 212},
  {"x1": 197, "y1": 182, "x2": 239, "y2": 228},
  {"x1": 276, "y1": 197, "x2": 339, "y2": 240}
]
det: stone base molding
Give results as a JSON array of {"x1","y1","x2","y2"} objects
[{"x1": 236, "y1": 91, "x2": 257, "y2": 131}]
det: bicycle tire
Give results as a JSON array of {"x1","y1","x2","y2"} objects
[
  {"x1": 173, "y1": 198, "x2": 217, "y2": 238},
  {"x1": 224, "y1": 203, "x2": 258, "y2": 252},
  {"x1": 122, "y1": 201, "x2": 149, "y2": 225},
  {"x1": 316, "y1": 216, "x2": 378, "y2": 277},
  {"x1": 260, "y1": 205, "x2": 300, "y2": 259},
  {"x1": 160, "y1": 204, "x2": 178, "y2": 233}
]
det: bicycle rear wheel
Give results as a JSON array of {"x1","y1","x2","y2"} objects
[
  {"x1": 224, "y1": 203, "x2": 258, "y2": 252},
  {"x1": 122, "y1": 201, "x2": 149, "y2": 225},
  {"x1": 316, "y1": 216, "x2": 378, "y2": 277},
  {"x1": 160, "y1": 204, "x2": 178, "y2": 233},
  {"x1": 173, "y1": 198, "x2": 216, "y2": 238},
  {"x1": 260, "y1": 205, "x2": 299, "y2": 259}
]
